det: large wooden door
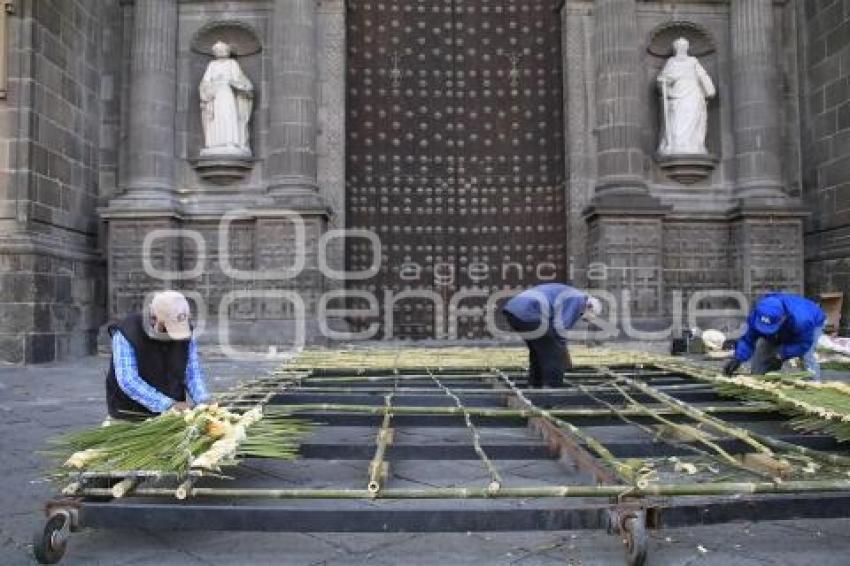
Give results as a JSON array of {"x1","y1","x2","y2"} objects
[{"x1": 346, "y1": 0, "x2": 567, "y2": 339}]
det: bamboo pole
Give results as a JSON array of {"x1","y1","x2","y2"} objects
[
  {"x1": 597, "y1": 358, "x2": 850, "y2": 467},
  {"x1": 608, "y1": 382, "x2": 777, "y2": 480},
  {"x1": 111, "y1": 477, "x2": 140, "y2": 498},
  {"x1": 491, "y1": 369, "x2": 636, "y2": 483},
  {"x1": 617, "y1": 373, "x2": 775, "y2": 456},
  {"x1": 284, "y1": 371, "x2": 657, "y2": 382},
  {"x1": 286, "y1": 345, "x2": 671, "y2": 371},
  {"x1": 248, "y1": 403, "x2": 774, "y2": 419},
  {"x1": 367, "y1": 394, "x2": 394, "y2": 495},
  {"x1": 609, "y1": 382, "x2": 740, "y2": 466},
  {"x1": 78, "y1": 479, "x2": 850, "y2": 500},
  {"x1": 577, "y1": 382, "x2": 683, "y2": 440},
  {"x1": 575, "y1": 382, "x2": 753, "y2": 476},
  {"x1": 611, "y1": 371, "x2": 845, "y2": 478},
  {"x1": 744, "y1": 431, "x2": 850, "y2": 467},
  {"x1": 296, "y1": 374, "x2": 494, "y2": 384},
  {"x1": 287, "y1": 347, "x2": 531, "y2": 370},
  {"x1": 175, "y1": 477, "x2": 197, "y2": 500},
  {"x1": 217, "y1": 375, "x2": 308, "y2": 394},
  {"x1": 429, "y1": 369, "x2": 503, "y2": 492},
  {"x1": 69, "y1": 470, "x2": 204, "y2": 479},
  {"x1": 217, "y1": 371, "x2": 305, "y2": 412},
  {"x1": 273, "y1": 382, "x2": 714, "y2": 395}
]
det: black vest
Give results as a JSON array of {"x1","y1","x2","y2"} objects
[{"x1": 106, "y1": 313, "x2": 189, "y2": 419}]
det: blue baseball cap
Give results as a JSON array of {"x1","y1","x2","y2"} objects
[{"x1": 753, "y1": 296, "x2": 784, "y2": 335}]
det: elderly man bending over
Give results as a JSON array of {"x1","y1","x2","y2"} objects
[{"x1": 106, "y1": 291, "x2": 211, "y2": 420}]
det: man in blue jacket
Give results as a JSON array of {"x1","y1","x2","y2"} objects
[
  {"x1": 502, "y1": 284, "x2": 601, "y2": 388},
  {"x1": 724, "y1": 293, "x2": 827, "y2": 381}
]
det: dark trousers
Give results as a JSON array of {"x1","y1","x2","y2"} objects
[{"x1": 504, "y1": 312, "x2": 567, "y2": 388}]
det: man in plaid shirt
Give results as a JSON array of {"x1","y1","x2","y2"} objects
[{"x1": 106, "y1": 291, "x2": 211, "y2": 419}]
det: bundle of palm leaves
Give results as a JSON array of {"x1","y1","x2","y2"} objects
[
  {"x1": 714, "y1": 375, "x2": 850, "y2": 442},
  {"x1": 50, "y1": 404, "x2": 312, "y2": 476}
]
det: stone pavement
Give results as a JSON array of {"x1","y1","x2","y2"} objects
[{"x1": 1, "y1": 355, "x2": 849, "y2": 565}]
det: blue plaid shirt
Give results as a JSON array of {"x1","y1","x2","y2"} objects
[{"x1": 112, "y1": 331, "x2": 211, "y2": 413}]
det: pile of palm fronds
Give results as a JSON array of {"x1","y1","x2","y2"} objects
[
  {"x1": 50, "y1": 404, "x2": 312, "y2": 476},
  {"x1": 714, "y1": 375, "x2": 850, "y2": 442}
]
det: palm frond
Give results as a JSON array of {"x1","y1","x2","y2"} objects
[{"x1": 48, "y1": 405, "x2": 312, "y2": 478}]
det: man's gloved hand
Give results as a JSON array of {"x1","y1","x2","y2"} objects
[
  {"x1": 765, "y1": 356, "x2": 783, "y2": 373},
  {"x1": 723, "y1": 359, "x2": 741, "y2": 377}
]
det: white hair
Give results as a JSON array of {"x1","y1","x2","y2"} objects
[{"x1": 585, "y1": 296, "x2": 602, "y2": 317}]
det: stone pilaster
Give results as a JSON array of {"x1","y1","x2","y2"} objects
[
  {"x1": 123, "y1": 0, "x2": 178, "y2": 205},
  {"x1": 583, "y1": 0, "x2": 668, "y2": 324},
  {"x1": 268, "y1": 0, "x2": 322, "y2": 205},
  {"x1": 730, "y1": 211, "x2": 804, "y2": 300},
  {"x1": 730, "y1": 0, "x2": 785, "y2": 200},
  {"x1": 561, "y1": 3, "x2": 594, "y2": 286},
  {"x1": 584, "y1": 207, "x2": 668, "y2": 324},
  {"x1": 592, "y1": 0, "x2": 646, "y2": 197},
  {"x1": 316, "y1": 0, "x2": 347, "y2": 281}
]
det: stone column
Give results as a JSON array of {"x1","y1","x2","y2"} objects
[
  {"x1": 102, "y1": 0, "x2": 179, "y2": 322},
  {"x1": 730, "y1": 0, "x2": 785, "y2": 200},
  {"x1": 268, "y1": 0, "x2": 321, "y2": 201},
  {"x1": 584, "y1": 0, "x2": 668, "y2": 325},
  {"x1": 124, "y1": 0, "x2": 178, "y2": 203},
  {"x1": 592, "y1": 0, "x2": 647, "y2": 198},
  {"x1": 316, "y1": 0, "x2": 347, "y2": 279},
  {"x1": 727, "y1": 2, "x2": 804, "y2": 300}
]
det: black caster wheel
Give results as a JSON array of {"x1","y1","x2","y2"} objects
[
  {"x1": 33, "y1": 513, "x2": 69, "y2": 564},
  {"x1": 622, "y1": 512, "x2": 648, "y2": 566}
]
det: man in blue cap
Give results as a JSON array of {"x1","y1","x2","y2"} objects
[
  {"x1": 724, "y1": 293, "x2": 827, "y2": 381},
  {"x1": 502, "y1": 283, "x2": 601, "y2": 388}
]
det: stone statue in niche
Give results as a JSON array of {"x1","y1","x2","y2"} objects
[
  {"x1": 199, "y1": 41, "x2": 253, "y2": 158},
  {"x1": 656, "y1": 37, "x2": 715, "y2": 156}
]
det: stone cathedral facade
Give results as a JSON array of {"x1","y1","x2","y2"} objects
[{"x1": 0, "y1": 0, "x2": 848, "y2": 363}]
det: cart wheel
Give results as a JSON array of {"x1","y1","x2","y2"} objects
[
  {"x1": 33, "y1": 513, "x2": 69, "y2": 564},
  {"x1": 622, "y1": 513, "x2": 647, "y2": 566}
]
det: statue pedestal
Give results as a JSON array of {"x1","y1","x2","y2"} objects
[
  {"x1": 657, "y1": 153, "x2": 717, "y2": 184},
  {"x1": 193, "y1": 153, "x2": 254, "y2": 184}
]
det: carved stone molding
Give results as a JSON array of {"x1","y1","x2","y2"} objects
[
  {"x1": 191, "y1": 20, "x2": 262, "y2": 57},
  {"x1": 647, "y1": 21, "x2": 716, "y2": 58},
  {"x1": 656, "y1": 153, "x2": 718, "y2": 184},
  {"x1": 192, "y1": 156, "x2": 254, "y2": 184}
]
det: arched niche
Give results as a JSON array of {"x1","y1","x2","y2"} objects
[
  {"x1": 647, "y1": 21, "x2": 716, "y2": 58},
  {"x1": 191, "y1": 21, "x2": 262, "y2": 57}
]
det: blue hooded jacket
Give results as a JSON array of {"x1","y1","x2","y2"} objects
[
  {"x1": 502, "y1": 284, "x2": 588, "y2": 338},
  {"x1": 734, "y1": 293, "x2": 826, "y2": 362}
]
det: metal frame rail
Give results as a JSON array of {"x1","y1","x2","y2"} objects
[{"x1": 35, "y1": 363, "x2": 850, "y2": 565}]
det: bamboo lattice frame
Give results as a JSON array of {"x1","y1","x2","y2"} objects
[{"x1": 63, "y1": 346, "x2": 850, "y2": 502}]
